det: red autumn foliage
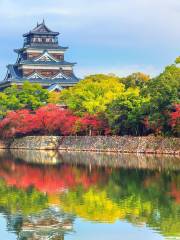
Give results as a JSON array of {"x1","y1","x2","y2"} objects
[
  {"x1": 35, "y1": 104, "x2": 79, "y2": 135},
  {"x1": 0, "y1": 109, "x2": 38, "y2": 138},
  {"x1": 0, "y1": 104, "x2": 110, "y2": 138},
  {"x1": 169, "y1": 104, "x2": 180, "y2": 136},
  {"x1": 78, "y1": 114, "x2": 110, "y2": 136}
]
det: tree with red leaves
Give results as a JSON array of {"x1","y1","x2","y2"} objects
[
  {"x1": 169, "y1": 104, "x2": 180, "y2": 137},
  {"x1": 0, "y1": 104, "x2": 110, "y2": 138},
  {"x1": 0, "y1": 109, "x2": 38, "y2": 138},
  {"x1": 35, "y1": 104, "x2": 79, "y2": 135},
  {"x1": 78, "y1": 114, "x2": 110, "y2": 136}
]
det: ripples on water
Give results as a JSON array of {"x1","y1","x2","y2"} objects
[{"x1": 0, "y1": 149, "x2": 179, "y2": 240}]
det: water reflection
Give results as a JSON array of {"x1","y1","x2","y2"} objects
[
  {"x1": 10, "y1": 149, "x2": 180, "y2": 170},
  {"x1": 0, "y1": 150, "x2": 180, "y2": 239}
]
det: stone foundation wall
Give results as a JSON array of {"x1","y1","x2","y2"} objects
[
  {"x1": 59, "y1": 136, "x2": 180, "y2": 155},
  {"x1": 2, "y1": 136, "x2": 178, "y2": 155},
  {"x1": 10, "y1": 136, "x2": 62, "y2": 150}
]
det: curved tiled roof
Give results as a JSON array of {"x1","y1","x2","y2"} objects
[
  {"x1": 6, "y1": 65, "x2": 21, "y2": 79},
  {"x1": 23, "y1": 21, "x2": 59, "y2": 37},
  {"x1": 19, "y1": 60, "x2": 76, "y2": 66},
  {"x1": 2, "y1": 65, "x2": 79, "y2": 85},
  {"x1": 14, "y1": 46, "x2": 68, "y2": 53}
]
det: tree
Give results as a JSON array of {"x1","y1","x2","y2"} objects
[
  {"x1": 60, "y1": 74, "x2": 125, "y2": 115},
  {"x1": 120, "y1": 72, "x2": 150, "y2": 89},
  {"x1": 0, "y1": 109, "x2": 39, "y2": 138},
  {"x1": 142, "y1": 63, "x2": 180, "y2": 135},
  {"x1": 0, "y1": 86, "x2": 23, "y2": 117},
  {"x1": 106, "y1": 88, "x2": 150, "y2": 135},
  {"x1": 0, "y1": 104, "x2": 110, "y2": 138},
  {"x1": 48, "y1": 91, "x2": 61, "y2": 104},
  {"x1": 169, "y1": 104, "x2": 180, "y2": 137},
  {"x1": 35, "y1": 104, "x2": 79, "y2": 135},
  {"x1": 0, "y1": 82, "x2": 49, "y2": 117},
  {"x1": 78, "y1": 114, "x2": 110, "y2": 136}
]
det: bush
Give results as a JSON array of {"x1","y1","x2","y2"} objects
[{"x1": 0, "y1": 104, "x2": 110, "y2": 138}]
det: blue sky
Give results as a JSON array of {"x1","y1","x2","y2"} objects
[{"x1": 0, "y1": 0, "x2": 180, "y2": 80}]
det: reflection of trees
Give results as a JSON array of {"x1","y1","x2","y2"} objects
[
  {"x1": 59, "y1": 185, "x2": 153, "y2": 224},
  {"x1": 0, "y1": 180, "x2": 74, "y2": 240},
  {"x1": 0, "y1": 155, "x2": 108, "y2": 239},
  {"x1": 0, "y1": 180, "x2": 48, "y2": 215},
  {"x1": 113, "y1": 171, "x2": 180, "y2": 237},
  {"x1": 60, "y1": 186, "x2": 124, "y2": 223},
  {"x1": 0, "y1": 151, "x2": 180, "y2": 238},
  {"x1": 60, "y1": 169, "x2": 180, "y2": 237},
  {"x1": 0, "y1": 158, "x2": 108, "y2": 194}
]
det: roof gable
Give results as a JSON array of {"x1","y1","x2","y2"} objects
[
  {"x1": 48, "y1": 84, "x2": 63, "y2": 92},
  {"x1": 23, "y1": 21, "x2": 59, "y2": 37},
  {"x1": 52, "y1": 72, "x2": 70, "y2": 79},
  {"x1": 34, "y1": 51, "x2": 58, "y2": 62},
  {"x1": 32, "y1": 22, "x2": 51, "y2": 34},
  {"x1": 26, "y1": 72, "x2": 45, "y2": 79}
]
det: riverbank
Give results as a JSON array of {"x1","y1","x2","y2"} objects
[{"x1": 0, "y1": 136, "x2": 179, "y2": 155}]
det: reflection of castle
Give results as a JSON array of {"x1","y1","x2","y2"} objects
[{"x1": 6, "y1": 207, "x2": 74, "y2": 240}]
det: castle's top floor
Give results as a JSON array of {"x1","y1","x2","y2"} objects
[{"x1": 23, "y1": 20, "x2": 60, "y2": 48}]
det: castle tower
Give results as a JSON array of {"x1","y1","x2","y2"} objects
[{"x1": 0, "y1": 21, "x2": 79, "y2": 91}]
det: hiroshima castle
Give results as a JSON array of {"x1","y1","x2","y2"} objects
[{"x1": 0, "y1": 21, "x2": 79, "y2": 91}]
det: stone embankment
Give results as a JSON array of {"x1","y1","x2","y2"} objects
[
  {"x1": 1, "y1": 135, "x2": 179, "y2": 155},
  {"x1": 59, "y1": 136, "x2": 180, "y2": 155},
  {"x1": 10, "y1": 136, "x2": 61, "y2": 150}
]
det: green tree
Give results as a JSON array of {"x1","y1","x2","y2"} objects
[
  {"x1": 106, "y1": 88, "x2": 150, "y2": 135},
  {"x1": 60, "y1": 74, "x2": 125, "y2": 115},
  {"x1": 120, "y1": 72, "x2": 150, "y2": 89},
  {"x1": 0, "y1": 82, "x2": 49, "y2": 117},
  {"x1": 143, "y1": 63, "x2": 180, "y2": 135},
  {"x1": 48, "y1": 91, "x2": 61, "y2": 104}
]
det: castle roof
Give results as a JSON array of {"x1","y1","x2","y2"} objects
[
  {"x1": 14, "y1": 46, "x2": 68, "y2": 53},
  {"x1": 2, "y1": 65, "x2": 79, "y2": 86},
  {"x1": 23, "y1": 20, "x2": 59, "y2": 37},
  {"x1": 18, "y1": 60, "x2": 76, "y2": 66}
]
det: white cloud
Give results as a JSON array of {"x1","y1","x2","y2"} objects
[
  {"x1": 0, "y1": 0, "x2": 179, "y2": 80},
  {"x1": 1, "y1": 0, "x2": 180, "y2": 46}
]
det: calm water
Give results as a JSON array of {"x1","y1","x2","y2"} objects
[{"x1": 0, "y1": 149, "x2": 180, "y2": 240}]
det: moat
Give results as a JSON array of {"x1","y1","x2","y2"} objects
[{"x1": 0, "y1": 149, "x2": 180, "y2": 240}]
